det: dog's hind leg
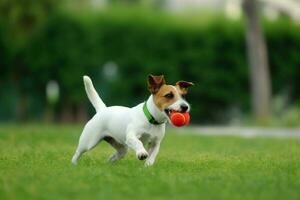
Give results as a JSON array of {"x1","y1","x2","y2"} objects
[
  {"x1": 72, "y1": 148, "x2": 85, "y2": 165},
  {"x1": 104, "y1": 136, "x2": 128, "y2": 163},
  {"x1": 72, "y1": 118, "x2": 105, "y2": 165}
]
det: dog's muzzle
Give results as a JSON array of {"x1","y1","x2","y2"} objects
[{"x1": 164, "y1": 103, "x2": 189, "y2": 119}]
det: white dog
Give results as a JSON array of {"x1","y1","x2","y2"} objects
[{"x1": 72, "y1": 75, "x2": 193, "y2": 166}]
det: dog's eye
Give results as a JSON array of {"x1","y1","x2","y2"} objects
[{"x1": 164, "y1": 93, "x2": 174, "y2": 99}]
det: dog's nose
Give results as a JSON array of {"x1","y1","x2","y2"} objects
[{"x1": 180, "y1": 104, "x2": 189, "y2": 112}]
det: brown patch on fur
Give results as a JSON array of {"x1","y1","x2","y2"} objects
[
  {"x1": 176, "y1": 81, "x2": 194, "y2": 95},
  {"x1": 147, "y1": 74, "x2": 194, "y2": 111},
  {"x1": 153, "y1": 85, "x2": 180, "y2": 111},
  {"x1": 148, "y1": 75, "x2": 166, "y2": 94}
]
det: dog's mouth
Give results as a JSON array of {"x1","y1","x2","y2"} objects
[{"x1": 164, "y1": 108, "x2": 183, "y2": 118}]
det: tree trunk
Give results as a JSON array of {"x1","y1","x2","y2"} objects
[{"x1": 242, "y1": 0, "x2": 271, "y2": 124}]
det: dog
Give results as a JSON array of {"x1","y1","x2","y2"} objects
[{"x1": 71, "y1": 75, "x2": 193, "y2": 166}]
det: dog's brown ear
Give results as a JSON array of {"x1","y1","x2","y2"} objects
[
  {"x1": 148, "y1": 74, "x2": 166, "y2": 94},
  {"x1": 176, "y1": 81, "x2": 194, "y2": 95}
]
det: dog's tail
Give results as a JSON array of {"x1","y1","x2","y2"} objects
[{"x1": 83, "y1": 75, "x2": 106, "y2": 112}]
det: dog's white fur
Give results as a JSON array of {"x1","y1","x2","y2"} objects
[{"x1": 71, "y1": 76, "x2": 190, "y2": 166}]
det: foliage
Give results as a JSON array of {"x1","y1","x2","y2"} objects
[
  {"x1": 265, "y1": 19, "x2": 300, "y2": 101},
  {"x1": 0, "y1": 8, "x2": 300, "y2": 123},
  {"x1": 0, "y1": 0, "x2": 63, "y2": 121}
]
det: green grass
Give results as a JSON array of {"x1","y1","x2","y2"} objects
[{"x1": 0, "y1": 125, "x2": 300, "y2": 200}]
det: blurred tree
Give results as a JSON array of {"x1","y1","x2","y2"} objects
[
  {"x1": 243, "y1": 0, "x2": 271, "y2": 124},
  {"x1": 0, "y1": 0, "x2": 61, "y2": 121},
  {"x1": 110, "y1": 0, "x2": 165, "y2": 8},
  {"x1": 0, "y1": 0, "x2": 60, "y2": 40}
]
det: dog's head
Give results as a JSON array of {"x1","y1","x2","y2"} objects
[{"x1": 147, "y1": 74, "x2": 194, "y2": 121}]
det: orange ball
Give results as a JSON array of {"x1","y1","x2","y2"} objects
[
  {"x1": 182, "y1": 112, "x2": 190, "y2": 125},
  {"x1": 170, "y1": 112, "x2": 190, "y2": 127}
]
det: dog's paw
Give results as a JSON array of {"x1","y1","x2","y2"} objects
[
  {"x1": 108, "y1": 153, "x2": 118, "y2": 163},
  {"x1": 144, "y1": 159, "x2": 154, "y2": 167},
  {"x1": 137, "y1": 150, "x2": 148, "y2": 160}
]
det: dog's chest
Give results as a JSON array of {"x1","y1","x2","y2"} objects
[{"x1": 141, "y1": 123, "x2": 165, "y2": 140}]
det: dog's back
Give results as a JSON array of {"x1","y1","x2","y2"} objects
[{"x1": 95, "y1": 106, "x2": 134, "y2": 143}]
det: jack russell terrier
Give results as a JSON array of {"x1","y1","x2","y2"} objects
[{"x1": 72, "y1": 75, "x2": 193, "y2": 166}]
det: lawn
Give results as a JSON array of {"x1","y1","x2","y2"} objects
[{"x1": 0, "y1": 125, "x2": 300, "y2": 200}]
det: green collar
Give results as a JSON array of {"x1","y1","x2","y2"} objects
[{"x1": 143, "y1": 102, "x2": 163, "y2": 125}]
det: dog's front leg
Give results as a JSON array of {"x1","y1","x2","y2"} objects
[
  {"x1": 145, "y1": 141, "x2": 160, "y2": 167},
  {"x1": 126, "y1": 132, "x2": 148, "y2": 160}
]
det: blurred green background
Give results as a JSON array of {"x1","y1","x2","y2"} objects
[{"x1": 0, "y1": 0, "x2": 300, "y2": 126}]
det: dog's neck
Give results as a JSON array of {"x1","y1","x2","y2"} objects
[{"x1": 146, "y1": 95, "x2": 167, "y2": 124}]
